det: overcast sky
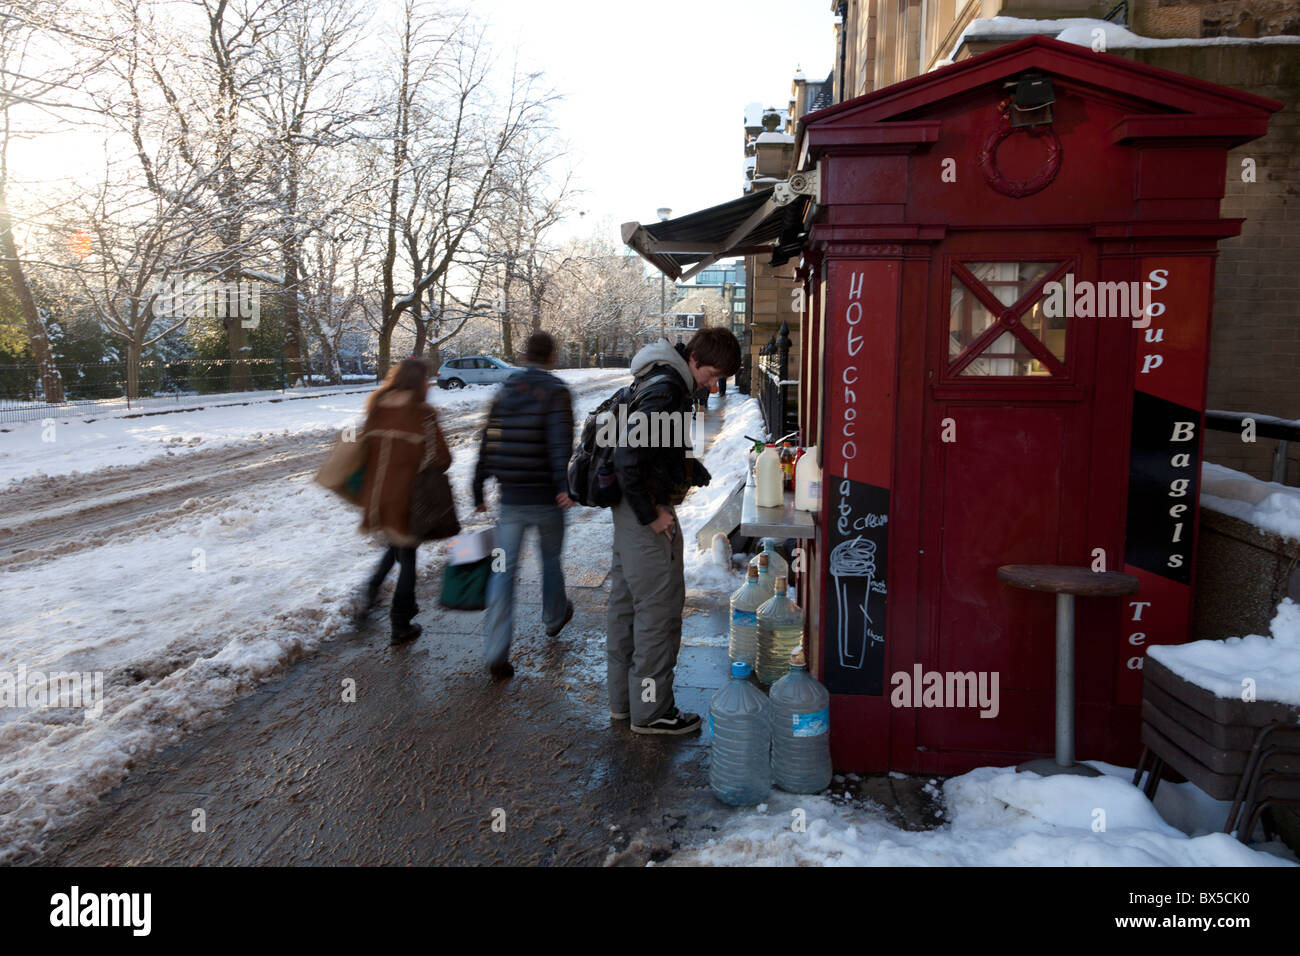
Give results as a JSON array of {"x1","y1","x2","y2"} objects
[
  {"x1": 12, "y1": 1, "x2": 834, "y2": 252},
  {"x1": 461, "y1": 0, "x2": 834, "y2": 241}
]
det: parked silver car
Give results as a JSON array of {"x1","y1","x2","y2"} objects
[{"x1": 435, "y1": 355, "x2": 518, "y2": 389}]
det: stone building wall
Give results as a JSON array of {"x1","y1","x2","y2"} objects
[{"x1": 1112, "y1": 44, "x2": 1300, "y2": 480}]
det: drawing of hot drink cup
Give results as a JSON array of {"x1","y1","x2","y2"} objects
[{"x1": 830, "y1": 536, "x2": 877, "y2": 670}]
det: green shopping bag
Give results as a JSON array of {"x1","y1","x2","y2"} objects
[{"x1": 440, "y1": 555, "x2": 492, "y2": 610}]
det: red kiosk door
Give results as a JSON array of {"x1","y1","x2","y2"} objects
[{"x1": 909, "y1": 233, "x2": 1113, "y2": 766}]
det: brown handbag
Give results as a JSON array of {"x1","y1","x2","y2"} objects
[
  {"x1": 410, "y1": 465, "x2": 461, "y2": 541},
  {"x1": 314, "y1": 434, "x2": 367, "y2": 506},
  {"x1": 409, "y1": 410, "x2": 460, "y2": 540}
]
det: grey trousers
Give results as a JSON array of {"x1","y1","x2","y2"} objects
[{"x1": 607, "y1": 498, "x2": 685, "y2": 724}]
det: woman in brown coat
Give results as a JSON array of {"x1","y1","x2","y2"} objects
[{"x1": 358, "y1": 357, "x2": 451, "y2": 643}]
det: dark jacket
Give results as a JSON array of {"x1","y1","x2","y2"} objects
[
  {"x1": 615, "y1": 340, "x2": 712, "y2": 525},
  {"x1": 473, "y1": 365, "x2": 574, "y2": 507}
]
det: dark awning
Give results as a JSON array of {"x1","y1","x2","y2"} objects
[{"x1": 621, "y1": 180, "x2": 814, "y2": 281}]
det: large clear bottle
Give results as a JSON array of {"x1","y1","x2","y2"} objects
[
  {"x1": 708, "y1": 661, "x2": 771, "y2": 806},
  {"x1": 749, "y1": 539, "x2": 789, "y2": 583},
  {"x1": 756, "y1": 575, "x2": 804, "y2": 685},
  {"x1": 768, "y1": 648, "x2": 832, "y2": 793},
  {"x1": 753, "y1": 552, "x2": 776, "y2": 599},
  {"x1": 728, "y1": 565, "x2": 766, "y2": 667}
]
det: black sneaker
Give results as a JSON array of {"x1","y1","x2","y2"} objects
[
  {"x1": 631, "y1": 708, "x2": 701, "y2": 736},
  {"x1": 545, "y1": 601, "x2": 575, "y2": 638},
  {"x1": 489, "y1": 661, "x2": 515, "y2": 682}
]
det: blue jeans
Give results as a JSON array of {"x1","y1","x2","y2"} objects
[{"x1": 483, "y1": 503, "x2": 568, "y2": 667}]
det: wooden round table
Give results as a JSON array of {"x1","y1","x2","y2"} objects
[{"x1": 997, "y1": 564, "x2": 1140, "y2": 777}]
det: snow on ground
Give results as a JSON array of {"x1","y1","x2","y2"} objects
[
  {"x1": 668, "y1": 762, "x2": 1297, "y2": 867},
  {"x1": 661, "y1": 431, "x2": 1298, "y2": 868},
  {"x1": 1201, "y1": 461, "x2": 1300, "y2": 544},
  {"x1": 0, "y1": 380, "x2": 376, "y2": 427},
  {"x1": 1149, "y1": 598, "x2": 1300, "y2": 706},
  {"x1": 0, "y1": 368, "x2": 625, "y2": 862},
  {"x1": 0, "y1": 370, "x2": 619, "y2": 487},
  {"x1": 679, "y1": 397, "x2": 767, "y2": 599},
  {"x1": 0, "y1": 469, "x2": 385, "y2": 862}
]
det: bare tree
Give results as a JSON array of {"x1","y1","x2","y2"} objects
[
  {"x1": 59, "y1": 142, "x2": 215, "y2": 400},
  {"x1": 545, "y1": 230, "x2": 661, "y2": 366},
  {"x1": 299, "y1": 215, "x2": 373, "y2": 384},
  {"x1": 482, "y1": 130, "x2": 573, "y2": 360},
  {"x1": 0, "y1": 3, "x2": 112, "y2": 400},
  {"x1": 371, "y1": 2, "x2": 556, "y2": 374},
  {"x1": 96, "y1": 0, "x2": 289, "y2": 390},
  {"x1": 251, "y1": 0, "x2": 370, "y2": 386}
]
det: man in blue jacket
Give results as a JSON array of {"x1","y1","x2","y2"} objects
[
  {"x1": 473, "y1": 332, "x2": 575, "y2": 680},
  {"x1": 609, "y1": 327, "x2": 741, "y2": 733}
]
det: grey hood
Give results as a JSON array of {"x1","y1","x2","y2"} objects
[{"x1": 630, "y1": 337, "x2": 692, "y2": 390}]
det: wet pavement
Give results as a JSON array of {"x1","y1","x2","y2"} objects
[
  {"x1": 28, "y1": 394, "x2": 943, "y2": 866},
  {"x1": 34, "y1": 580, "x2": 941, "y2": 866}
]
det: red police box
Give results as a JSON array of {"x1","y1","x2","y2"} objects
[{"x1": 792, "y1": 36, "x2": 1280, "y2": 774}]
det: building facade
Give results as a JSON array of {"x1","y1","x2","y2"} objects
[{"x1": 821, "y1": 0, "x2": 1300, "y2": 480}]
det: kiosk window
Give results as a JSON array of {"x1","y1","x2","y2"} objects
[{"x1": 948, "y1": 260, "x2": 1069, "y2": 378}]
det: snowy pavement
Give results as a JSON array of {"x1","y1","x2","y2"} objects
[
  {"x1": 2, "y1": 372, "x2": 1296, "y2": 866},
  {"x1": 15, "y1": 386, "x2": 752, "y2": 865},
  {"x1": 0, "y1": 369, "x2": 627, "y2": 863},
  {"x1": 667, "y1": 764, "x2": 1296, "y2": 867}
]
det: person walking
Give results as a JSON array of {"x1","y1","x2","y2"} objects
[
  {"x1": 357, "y1": 356, "x2": 451, "y2": 644},
  {"x1": 473, "y1": 332, "x2": 576, "y2": 681},
  {"x1": 608, "y1": 327, "x2": 741, "y2": 733}
]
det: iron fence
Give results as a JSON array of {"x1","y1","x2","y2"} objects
[
  {"x1": 0, "y1": 357, "x2": 377, "y2": 424},
  {"x1": 1205, "y1": 410, "x2": 1300, "y2": 485},
  {"x1": 758, "y1": 320, "x2": 798, "y2": 441}
]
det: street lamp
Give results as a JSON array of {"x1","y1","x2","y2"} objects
[{"x1": 657, "y1": 207, "x2": 671, "y2": 339}]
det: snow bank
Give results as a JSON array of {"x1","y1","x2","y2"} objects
[
  {"x1": 1201, "y1": 462, "x2": 1300, "y2": 544},
  {"x1": 669, "y1": 763, "x2": 1295, "y2": 866},
  {"x1": 0, "y1": 369, "x2": 622, "y2": 487},
  {"x1": 0, "y1": 473, "x2": 380, "y2": 862},
  {"x1": 1148, "y1": 598, "x2": 1300, "y2": 705},
  {"x1": 678, "y1": 397, "x2": 766, "y2": 599},
  {"x1": 947, "y1": 17, "x2": 1300, "y2": 63},
  {"x1": 1055, "y1": 21, "x2": 1300, "y2": 49}
]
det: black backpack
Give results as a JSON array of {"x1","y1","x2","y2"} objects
[{"x1": 567, "y1": 372, "x2": 673, "y2": 508}]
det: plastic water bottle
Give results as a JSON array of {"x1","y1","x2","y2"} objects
[
  {"x1": 769, "y1": 648, "x2": 832, "y2": 793},
  {"x1": 754, "y1": 552, "x2": 776, "y2": 599},
  {"x1": 729, "y1": 565, "x2": 766, "y2": 667},
  {"x1": 749, "y1": 539, "x2": 789, "y2": 582},
  {"x1": 709, "y1": 661, "x2": 771, "y2": 806},
  {"x1": 755, "y1": 443, "x2": 782, "y2": 507},
  {"x1": 756, "y1": 575, "x2": 804, "y2": 685},
  {"x1": 795, "y1": 446, "x2": 821, "y2": 513}
]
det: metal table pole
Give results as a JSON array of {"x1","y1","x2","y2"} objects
[{"x1": 1056, "y1": 592, "x2": 1074, "y2": 767}]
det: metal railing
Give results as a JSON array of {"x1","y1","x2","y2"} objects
[
  {"x1": 1204, "y1": 410, "x2": 1300, "y2": 485},
  {"x1": 0, "y1": 357, "x2": 376, "y2": 424},
  {"x1": 758, "y1": 320, "x2": 798, "y2": 440}
]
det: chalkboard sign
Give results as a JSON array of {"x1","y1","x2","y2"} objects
[
  {"x1": 1124, "y1": 390, "x2": 1199, "y2": 586},
  {"x1": 824, "y1": 474, "x2": 889, "y2": 695}
]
